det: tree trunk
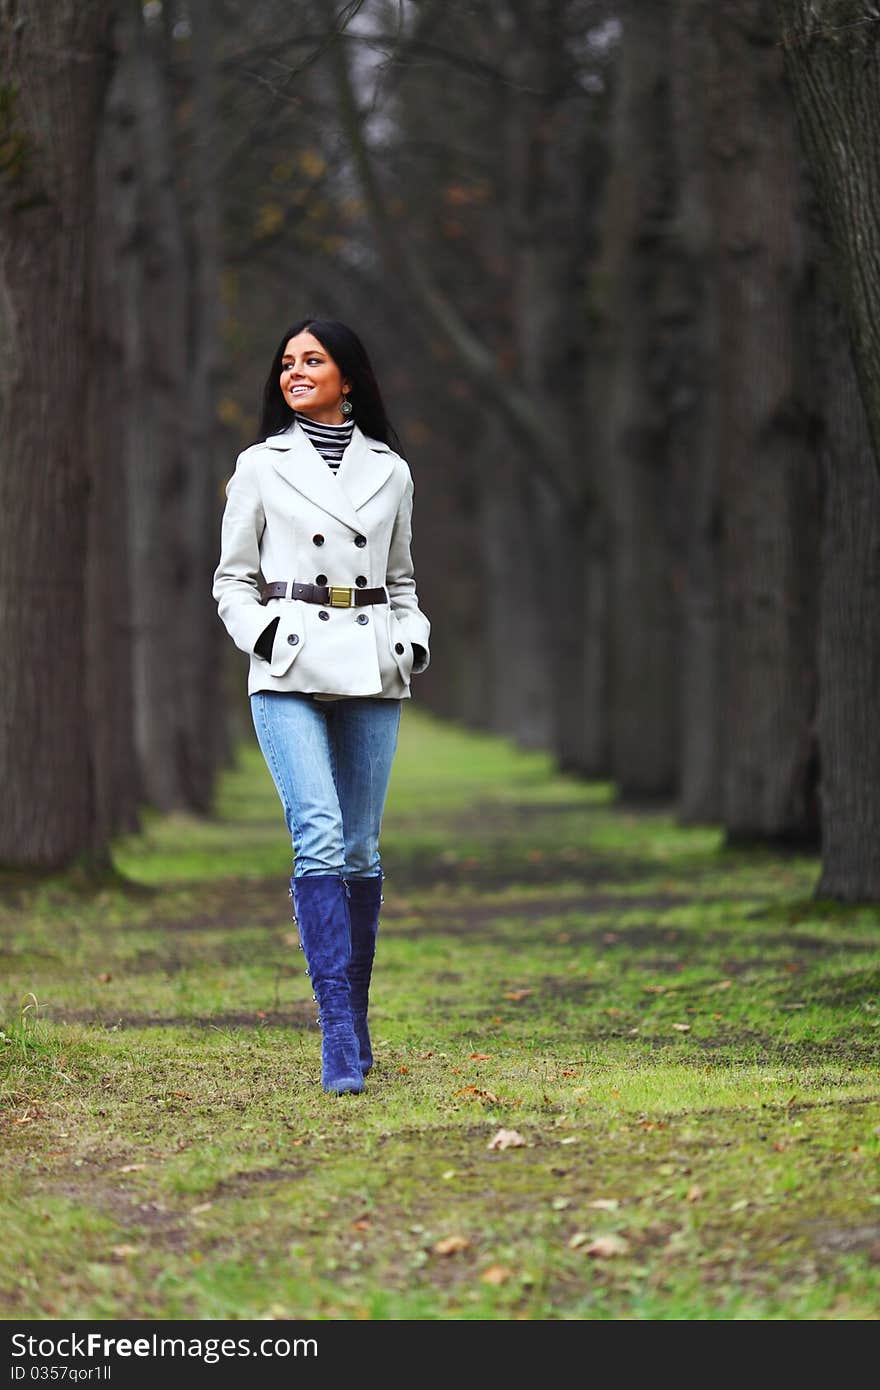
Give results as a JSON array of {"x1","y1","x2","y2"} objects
[
  {"x1": 710, "y1": 0, "x2": 820, "y2": 845},
  {"x1": 124, "y1": 2, "x2": 194, "y2": 811},
  {"x1": 0, "y1": 1, "x2": 113, "y2": 869},
  {"x1": 814, "y1": 271, "x2": 880, "y2": 900},
  {"x1": 775, "y1": 1, "x2": 880, "y2": 484},
  {"x1": 669, "y1": 0, "x2": 723, "y2": 824},
  {"x1": 599, "y1": 2, "x2": 679, "y2": 799},
  {"x1": 180, "y1": 0, "x2": 227, "y2": 807},
  {"x1": 87, "y1": 14, "x2": 142, "y2": 852}
]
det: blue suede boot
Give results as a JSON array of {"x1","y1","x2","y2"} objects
[
  {"x1": 291, "y1": 873, "x2": 364, "y2": 1095},
  {"x1": 345, "y1": 872, "x2": 383, "y2": 1074}
]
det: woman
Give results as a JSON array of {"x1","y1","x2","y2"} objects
[{"x1": 212, "y1": 318, "x2": 431, "y2": 1095}]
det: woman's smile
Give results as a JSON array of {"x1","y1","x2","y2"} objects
[{"x1": 280, "y1": 330, "x2": 350, "y2": 423}]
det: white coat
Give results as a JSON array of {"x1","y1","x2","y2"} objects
[{"x1": 212, "y1": 420, "x2": 431, "y2": 699}]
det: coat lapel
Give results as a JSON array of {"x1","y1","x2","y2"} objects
[
  {"x1": 335, "y1": 426, "x2": 396, "y2": 511},
  {"x1": 266, "y1": 423, "x2": 362, "y2": 532},
  {"x1": 266, "y1": 422, "x2": 395, "y2": 530}
]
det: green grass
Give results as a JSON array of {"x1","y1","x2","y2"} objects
[{"x1": 1, "y1": 706, "x2": 879, "y2": 1321}]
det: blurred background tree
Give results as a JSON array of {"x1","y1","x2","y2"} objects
[{"x1": 1, "y1": 0, "x2": 878, "y2": 900}]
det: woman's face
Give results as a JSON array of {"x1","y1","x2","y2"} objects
[{"x1": 279, "y1": 331, "x2": 350, "y2": 424}]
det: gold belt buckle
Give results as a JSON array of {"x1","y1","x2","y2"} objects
[{"x1": 329, "y1": 585, "x2": 353, "y2": 608}]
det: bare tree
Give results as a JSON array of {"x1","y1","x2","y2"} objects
[
  {"x1": 0, "y1": 0, "x2": 114, "y2": 868},
  {"x1": 774, "y1": 0, "x2": 880, "y2": 898},
  {"x1": 592, "y1": 0, "x2": 680, "y2": 799},
  {"x1": 775, "y1": 1, "x2": 880, "y2": 481},
  {"x1": 710, "y1": 0, "x2": 820, "y2": 846}
]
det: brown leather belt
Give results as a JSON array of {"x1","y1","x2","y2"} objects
[{"x1": 262, "y1": 580, "x2": 387, "y2": 608}]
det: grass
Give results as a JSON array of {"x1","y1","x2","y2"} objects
[{"x1": 1, "y1": 705, "x2": 879, "y2": 1323}]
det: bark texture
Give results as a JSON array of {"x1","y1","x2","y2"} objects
[
  {"x1": 597, "y1": 1, "x2": 679, "y2": 798},
  {"x1": 0, "y1": 1, "x2": 113, "y2": 867},
  {"x1": 775, "y1": 1, "x2": 880, "y2": 483},
  {"x1": 711, "y1": 0, "x2": 820, "y2": 844}
]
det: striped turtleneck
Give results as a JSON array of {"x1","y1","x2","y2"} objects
[{"x1": 294, "y1": 413, "x2": 354, "y2": 472}]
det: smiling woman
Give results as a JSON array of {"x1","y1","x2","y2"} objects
[
  {"x1": 280, "y1": 330, "x2": 353, "y2": 423},
  {"x1": 212, "y1": 317, "x2": 431, "y2": 1098}
]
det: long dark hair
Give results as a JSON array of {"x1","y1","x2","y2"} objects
[{"x1": 255, "y1": 317, "x2": 403, "y2": 454}]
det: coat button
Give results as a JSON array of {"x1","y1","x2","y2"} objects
[
  {"x1": 318, "y1": 610, "x2": 329, "y2": 620},
  {"x1": 315, "y1": 573, "x2": 328, "y2": 585},
  {"x1": 357, "y1": 613, "x2": 369, "y2": 625},
  {"x1": 287, "y1": 633, "x2": 299, "y2": 646},
  {"x1": 354, "y1": 534, "x2": 367, "y2": 547},
  {"x1": 313, "y1": 534, "x2": 324, "y2": 546},
  {"x1": 394, "y1": 642, "x2": 404, "y2": 654},
  {"x1": 355, "y1": 576, "x2": 367, "y2": 587}
]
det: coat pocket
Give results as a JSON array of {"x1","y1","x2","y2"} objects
[
  {"x1": 267, "y1": 603, "x2": 307, "y2": 678},
  {"x1": 387, "y1": 609, "x2": 415, "y2": 684}
]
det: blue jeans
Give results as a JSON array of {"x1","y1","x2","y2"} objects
[{"x1": 250, "y1": 693, "x2": 402, "y2": 879}]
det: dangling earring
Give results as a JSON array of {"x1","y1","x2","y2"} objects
[{"x1": 340, "y1": 396, "x2": 353, "y2": 418}]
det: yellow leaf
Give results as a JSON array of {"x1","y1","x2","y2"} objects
[
  {"x1": 297, "y1": 150, "x2": 327, "y2": 178},
  {"x1": 480, "y1": 1264, "x2": 511, "y2": 1285},
  {"x1": 585, "y1": 1234, "x2": 630, "y2": 1258},
  {"x1": 433, "y1": 1234, "x2": 469, "y2": 1256}
]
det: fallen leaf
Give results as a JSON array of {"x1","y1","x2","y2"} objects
[
  {"x1": 351, "y1": 1217, "x2": 371, "y2": 1231},
  {"x1": 456, "y1": 1084, "x2": 499, "y2": 1102},
  {"x1": 110, "y1": 1245, "x2": 139, "y2": 1258},
  {"x1": 190, "y1": 1202, "x2": 213, "y2": 1216},
  {"x1": 470, "y1": 1052, "x2": 492, "y2": 1060},
  {"x1": 585, "y1": 1234, "x2": 630, "y2": 1258},
  {"x1": 398, "y1": 1066, "x2": 409, "y2": 1074},
  {"x1": 568, "y1": 1232, "x2": 590, "y2": 1249},
  {"x1": 503, "y1": 990, "x2": 533, "y2": 1002},
  {"x1": 643, "y1": 985, "x2": 666, "y2": 995},
  {"x1": 686, "y1": 1184, "x2": 702, "y2": 1203},
  {"x1": 433, "y1": 1234, "x2": 470, "y2": 1256},
  {"x1": 672, "y1": 1023, "x2": 691, "y2": 1032},
  {"x1": 706, "y1": 979, "x2": 733, "y2": 992},
  {"x1": 118, "y1": 1163, "x2": 145, "y2": 1173},
  {"x1": 480, "y1": 1264, "x2": 511, "y2": 1285},
  {"x1": 97, "y1": 973, "x2": 112, "y2": 983},
  {"x1": 587, "y1": 1198, "x2": 620, "y2": 1211},
  {"x1": 487, "y1": 1128, "x2": 526, "y2": 1151}
]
